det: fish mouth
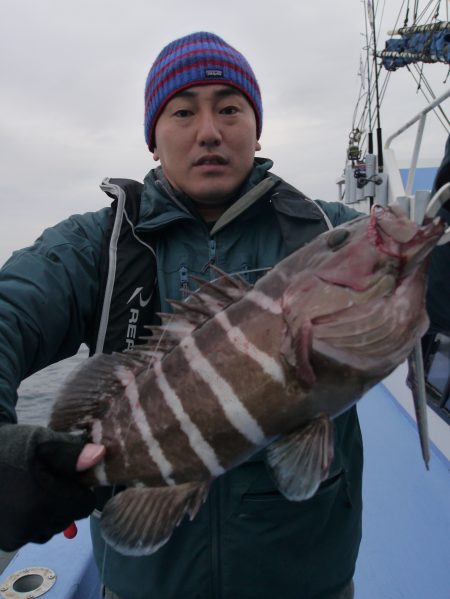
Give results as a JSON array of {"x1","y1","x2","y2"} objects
[
  {"x1": 393, "y1": 218, "x2": 445, "y2": 282},
  {"x1": 370, "y1": 205, "x2": 445, "y2": 259},
  {"x1": 365, "y1": 205, "x2": 445, "y2": 283}
]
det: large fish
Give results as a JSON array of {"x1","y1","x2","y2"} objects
[{"x1": 50, "y1": 202, "x2": 447, "y2": 556}]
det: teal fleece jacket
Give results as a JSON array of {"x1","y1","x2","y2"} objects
[{"x1": 0, "y1": 159, "x2": 363, "y2": 598}]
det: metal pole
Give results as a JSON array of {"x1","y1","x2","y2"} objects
[
  {"x1": 405, "y1": 112, "x2": 427, "y2": 196},
  {"x1": 385, "y1": 87, "x2": 450, "y2": 148}
]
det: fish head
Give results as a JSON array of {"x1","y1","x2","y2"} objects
[
  {"x1": 280, "y1": 204, "x2": 445, "y2": 380},
  {"x1": 316, "y1": 203, "x2": 444, "y2": 289}
]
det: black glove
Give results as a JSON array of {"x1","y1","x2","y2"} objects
[{"x1": 0, "y1": 422, "x2": 96, "y2": 551}]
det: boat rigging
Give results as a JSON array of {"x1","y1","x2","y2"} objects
[{"x1": 343, "y1": 0, "x2": 450, "y2": 209}]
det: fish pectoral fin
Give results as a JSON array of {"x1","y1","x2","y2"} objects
[
  {"x1": 281, "y1": 319, "x2": 316, "y2": 387},
  {"x1": 100, "y1": 481, "x2": 210, "y2": 556},
  {"x1": 265, "y1": 414, "x2": 334, "y2": 501}
]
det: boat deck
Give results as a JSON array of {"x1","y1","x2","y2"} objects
[
  {"x1": 1, "y1": 383, "x2": 449, "y2": 598},
  {"x1": 355, "y1": 384, "x2": 450, "y2": 598}
]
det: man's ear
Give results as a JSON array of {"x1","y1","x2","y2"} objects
[
  {"x1": 255, "y1": 140, "x2": 261, "y2": 151},
  {"x1": 153, "y1": 147, "x2": 159, "y2": 161}
]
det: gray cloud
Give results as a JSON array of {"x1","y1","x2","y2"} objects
[{"x1": 1, "y1": 0, "x2": 448, "y2": 266}]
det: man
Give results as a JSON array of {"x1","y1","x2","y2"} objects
[{"x1": 0, "y1": 32, "x2": 362, "y2": 598}]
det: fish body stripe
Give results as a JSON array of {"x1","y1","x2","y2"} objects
[
  {"x1": 91, "y1": 419, "x2": 109, "y2": 485},
  {"x1": 180, "y1": 335, "x2": 266, "y2": 445},
  {"x1": 115, "y1": 419, "x2": 131, "y2": 471},
  {"x1": 246, "y1": 289, "x2": 282, "y2": 315},
  {"x1": 116, "y1": 366, "x2": 176, "y2": 486},
  {"x1": 214, "y1": 310, "x2": 285, "y2": 385},
  {"x1": 153, "y1": 360, "x2": 226, "y2": 477}
]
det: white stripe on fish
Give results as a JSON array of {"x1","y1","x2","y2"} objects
[
  {"x1": 180, "y1": 334, "x2": 265, "y2": 445},
  {"x1": 245, "y1": 289, "x2": 282, "y2": 315},
  {"x1": 91, "y1": 419, "x2": 109, "y2": 485},
  {"x1": 214, "y1": 310, "x2": 285, "y2": 385},
  {"x1": 116, "y1": 366, "x2": 175, "y2": 486},
  {"x1": 153, "y1": 360, "x2": 226, "y2": 478},
  {"x1": 115, "y1": 419, "x2": 131, "y2": 472}
]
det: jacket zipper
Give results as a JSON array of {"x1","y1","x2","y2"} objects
[
  {"x1": 206, "y1": 234, "x2": 220, "y2": 598},
  {"x1": 202, "y1": 238, "x2": 217, "y2": 277},
  {"x1": 209, "y1": 480, "x2": 222, "y2": 599}
]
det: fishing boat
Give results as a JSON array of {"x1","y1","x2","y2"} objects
[
  {"x1": 339, "y1": 0, "x2": 450, "y2": 458},
  {"x1": 337, "y1": 3, "x2": 450, "y2": 594},
  {"x1": 1, "y1": 2, "x2": 449, "y2": 598}
]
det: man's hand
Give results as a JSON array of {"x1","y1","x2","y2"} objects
[
  {"x1": 76, "y1": 443, "x2": 106, "y2": 471},
  {"x1": 0, "y1": 423, "x2": 105, "y2": 552}
]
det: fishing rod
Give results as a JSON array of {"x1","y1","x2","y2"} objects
[
  {"x1": 369, "y1": 0, "x2": 385, "y2": 173},
  {"x1": 364, "y1": 0, "x2": 375, "y2": 155}
]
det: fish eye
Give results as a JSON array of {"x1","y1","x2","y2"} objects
[{"x1": 327, "y1": 229, "x2": 350, "y2": 250}]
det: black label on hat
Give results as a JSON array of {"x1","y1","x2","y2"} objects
[{"x1": 205, "y1": 69, "x2": 224, "y2": 78}]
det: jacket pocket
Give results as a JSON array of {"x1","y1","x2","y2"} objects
[
  {"x1": 222, "y1": 468, "x2": 360, "y2": 599},
  {"x1": 240, "y1": 469, "x2": 345, "y2": 506}
]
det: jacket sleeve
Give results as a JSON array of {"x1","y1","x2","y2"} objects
[
  {"x1": 315, "y1": 199, "x2": 363, "y2": 226},
  {"x1": 0, "y1": 208, "x2": 110, "y2": 423},
  {"x1": 427, "y1": 133, "x2": 450, "y2": 334},
  {"x1": 426, "y1": 236, "x2": 450, "y2": 334},
  {"x1": 431, "y1": 134, "x2": 450, "y2": 195}
]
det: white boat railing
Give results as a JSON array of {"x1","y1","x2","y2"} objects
[
  {"x1": 385, "y1": 87, "x2": 450, "y2": 201},
  {"x1": 342, "y1": 87, "x2": 450, "y2": 219}
]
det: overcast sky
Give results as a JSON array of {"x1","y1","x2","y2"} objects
[{"x1": 1, "y1": 0, "x2": 449, "y2": 266}]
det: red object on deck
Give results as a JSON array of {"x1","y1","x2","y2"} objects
[{"x1": 64, "y1": 522, "x2": 78, "y2": 539}]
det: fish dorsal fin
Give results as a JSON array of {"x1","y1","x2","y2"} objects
[
  {"x1": 100, "y1": 481, "x2": 210, "y2": 556},
  {"x1": 140, "y1": 268, "x2": 253, "y2": 349},
  {"x1": 265, "y1": 414, "x2": 334, "y2": 501},
  {"x1": 182, "y1": 266, "x2": 251, "y2": 315},
  {"x1": 207, "y1": 263, "x2": 252, "y2": 292},
  {"x1": 139, "y1": 307, "x2": 208, "y2": 355}
]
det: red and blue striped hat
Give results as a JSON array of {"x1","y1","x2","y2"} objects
[{"x1": 144, "y1": 32, "x2": 263, "y2": 151}]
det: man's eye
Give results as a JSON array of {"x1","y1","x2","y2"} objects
[
  {"x1": 220, "y1": 106, "x2": 239, "y2": 115},
  {"x1": 174, "y1": 109, "x2": 192, "y2": 117}
]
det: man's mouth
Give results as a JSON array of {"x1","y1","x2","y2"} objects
[{"x1": 194, "y1": 154, "x2": 228, "y2": 166}]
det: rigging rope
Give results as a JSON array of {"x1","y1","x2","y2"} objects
[
  {"x1": 408, "y1": 64, "x2": 450, "y2": 129},
  {"x1": 347, "y1": 0, "x2": 449, "y2": 174},
  {"x1": 404, "y1": 1, "x2": 410, "y2": 27},
  {"x1": 415, "y1": 0, "x2": 439, "y2": 23}
]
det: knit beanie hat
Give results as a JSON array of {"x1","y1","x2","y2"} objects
[{"x1": 144, "y1": 32, "x2": 262, "y2": 151}]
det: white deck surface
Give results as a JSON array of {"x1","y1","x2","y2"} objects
[{"x1": 355, "y1": 383, "x2": 450, "y2": 599}]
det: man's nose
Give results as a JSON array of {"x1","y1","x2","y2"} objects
[{"x1": 196, "y1": 112, "x2": 222, "y2": 146}]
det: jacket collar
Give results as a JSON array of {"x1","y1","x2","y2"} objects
[{"x1": 137, "y1": 158, "x2": 276, "y2": 232}]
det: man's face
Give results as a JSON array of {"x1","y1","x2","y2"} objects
[{"x1": 153, "y1": 84, "x2": 261, "y2": 217}]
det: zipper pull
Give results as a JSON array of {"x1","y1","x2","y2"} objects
[
  {"x1": 240, "y1": 263, "x2": 249, "y2": 283},
  {"x1": 209, "y1": 238, "x2": 216, "y2": 265},
  {"x1": 180, "y1": 266, "x2": 189, "y2": 299},
  {"x1": 202, "y1": 239, "x2": 217, "y2": 277}
]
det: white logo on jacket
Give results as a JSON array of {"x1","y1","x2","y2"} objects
[{"x1": 127, "y1": 286, "x2": 152, "y2": 308}]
